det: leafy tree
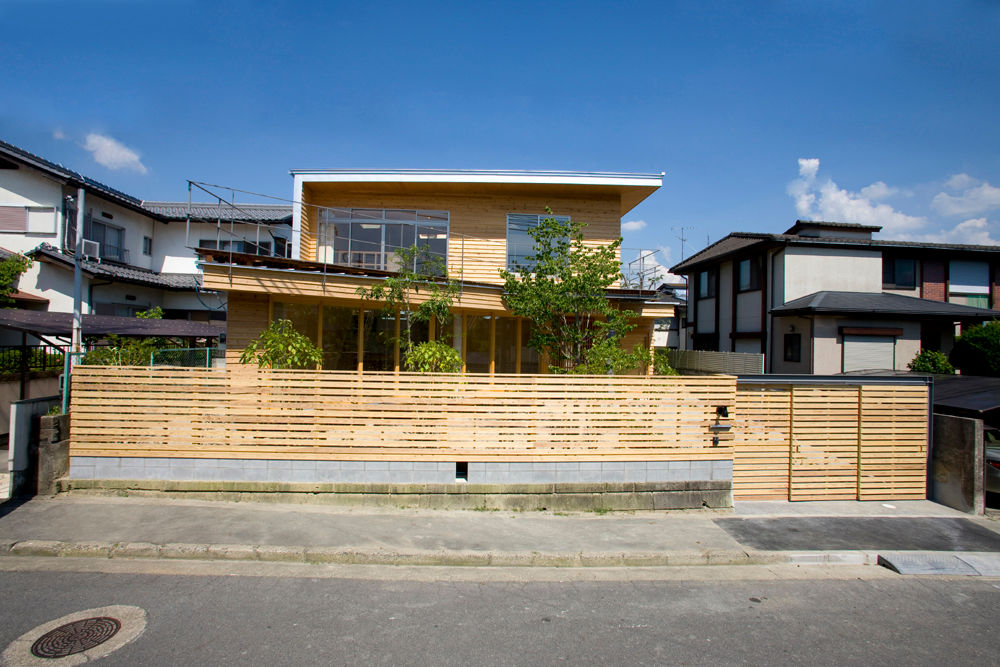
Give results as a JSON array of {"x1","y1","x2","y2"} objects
[
  {"x1": 356, "y1": 244, "x2": 460, "y2": 371},
  {"x1": 950, "y1": 321, "x2": 1000, "y2": 376},
  {"x1": 906, "y1": 349, "x2": 954, "y2": 374},
  {"x1": 83, "y1": 306, "x2": 171, "y2": 366},
  {"x1": 239, "y1": 318, "x2": 323, "y2": 369},
  {"x1": 0, "y1": 253, "x2": 32, "y2": 307},
  {"x1": 653, "y1": 349, "x2": 680, "y2": 376},
  {"x1": 500, "y1": 211, "x2": 641, "y2": 373},
  {"x1": 405, "y1": 340, "x2": 462, "y2": 373}
]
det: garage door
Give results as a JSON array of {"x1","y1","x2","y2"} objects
[{"x1": 843, "y1": 335, "x2": 895, "y2": 372}]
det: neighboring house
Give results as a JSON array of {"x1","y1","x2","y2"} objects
[
  {"x1": 0, "y1": 139, "x2": 291, "y2": 339},
  {"x1": 651, "y1": 280, "x2": 687, "y2": 349},
  {"x1": 200, "y1": 169, "x2": 673, "y2": 372},
  {"x1": 670, "y1": 220, "x2": 1000, "y2": 374}
]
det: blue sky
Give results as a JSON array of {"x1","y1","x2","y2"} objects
[{"x1": 2, "y1": 0, "x2": 998, "y2": 277}]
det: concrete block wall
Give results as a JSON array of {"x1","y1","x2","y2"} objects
[{"x1": 69, "y1": 457, "x2": 733, "y2": 485}]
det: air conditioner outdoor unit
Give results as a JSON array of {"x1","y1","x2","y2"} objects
[{"x1": 82, "y1": 239, "x2": 100, "y2": 261}]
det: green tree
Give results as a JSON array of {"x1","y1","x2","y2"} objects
[
  {"x1": 82, "y1": 307, "x2": 170, "y2": 366},
  {"x1": 0, "y1": 253, "x2": 32, "y2": 307},
  {"x1": 653, "y1": 349, "x2": 680, "y2": 376},
  {"x1": 239, "y1": 318, "x2": 323, "y2": 369},
  {"x1": 500, "y1": 211, "x2": 643, "y2": 373},
  {"x1": 950, "y1": 321, "x2": 1000, "y2": 376},
  {"x1": 356, "y1": 244, "x2": 461, "y2": 372},
  {"x1": 906, "y1": 349, "x2": 954, "y2": 374}
]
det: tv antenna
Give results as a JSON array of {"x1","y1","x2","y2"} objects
[{"x1": 672, "y1": 226, "x2": 693, "y2": 260}]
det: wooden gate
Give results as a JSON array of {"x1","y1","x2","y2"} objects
[{"x1": 734, "y1": 379, "x2": 929, "y2": 501}]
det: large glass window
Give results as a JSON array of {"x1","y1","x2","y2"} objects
[
  {"x1": 882, "y1": 256, "x2": 916, "y2": 289},
  {"x1": 317, "y1": 208, "x2": 449, "y2": 273},
  {"x1": 321, "y1": 306, "x2": 358, "y2": 370},
  {"x1": 465, "y1": 316, "x2": 492, "y2": 373},
  {"x1": 494, "y1": 317, "x2": 518, "y2": 373},
  {"x1": 362, "y1": 310, "x2": 396, "y2": 371},
  {"x1": 272, "y1": 302, "x2": 319, "y2": 346},
  {"x1": 506, "y1": 213, "x2": 570, "y2": 270},
  {"x1": 86, "y1": 219, "x2": 126, "y2": 263}
]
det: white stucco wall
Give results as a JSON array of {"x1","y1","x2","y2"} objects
[
  {"x1": 770, "y1": 316, "x2": 813, "y2": 374},
  {"x1": 0, "y1": 167, "x2": 64, "y2": 253},
  {"x1": 783, "y1": 246, "x2": 882, "y2": 302},
  {"x1": 155, "y1": 220, "x2": 290, "y2": 275},
  {"x1": 735, "y1": 290, "x2": 762, "y2": 332}
]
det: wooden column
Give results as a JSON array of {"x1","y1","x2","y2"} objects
[
  {"x1": 460, "y1": 314, "x2": 467, "y2": 373},
  {"x1": 357, "y1": 307, "x2": 364, "y2": 374},
  {"x1": 489, "y1": 315, "x2": 496, "y2": 375},
  {"x1": 515, "y1": 318, "x2": 522, "y2": 374},
  {"x1": 316, "y1": 304, "x2": 324, "y2": 370},
  {"x1": 393, "y1": 310, "x2": 400, "y2": 373}
]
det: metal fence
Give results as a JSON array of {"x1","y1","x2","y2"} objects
[
  {"x1": 667, "y1": 349, "x2": 765, "y2": 375},
  {"x1": 151, "y1": 347, "x2": 223, "y2": 368},
  {"x1": 0, "y1": 344, "x2": 65, "y2": 377}
]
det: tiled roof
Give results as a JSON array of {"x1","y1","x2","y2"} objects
[
  {"x1": 670, "y1": 229, "x2": 1000, "y2": 273},
  {"x1": 30, "y1": 244, "x2": 199, "y2": 291},
  {"x1": 142, "y1": 201, "x2": 292, "y2": 224},
  {"x1": 784, "y1": 220, "x2": 883, "y2": 234},
  {"x1": 770, "y1": 291, "x2": 999, "y2": 319},
  {"x1": 0, "y1": 139, "x2": 147, "y2": 212}
]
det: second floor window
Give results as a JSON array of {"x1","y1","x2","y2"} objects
[
  {"x1": 318, "y1": 208, "x2": 449, "y2": 274},
  {"x1": 882, "y1": 256, "x2": 916, "y2": 289},
  {"x1": 698, "y1": 269, "x2": 717, "y2": 298},
  {"x1": 506, "y1": 213, "x2": 570, "y2": 271},
  {"x1": 86, "y1": 219, "x2": 126, "y2": 263},
  {"x1": 737, "y1": 258, "x2": 761, "y2": 291}
]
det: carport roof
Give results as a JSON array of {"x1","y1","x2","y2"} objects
[{"x1": 0, "y1": 310, "x2": 224, "y2": 338}]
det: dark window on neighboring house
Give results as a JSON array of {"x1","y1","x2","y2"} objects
[
  {"x1": 784, "y1": 333, "x2": 801, "y2": 363},
  {"x1": 737, "y1": 257, "x2": 761, "y2": 291},
  {"x1": 882, "y1": 256, "x2": 916, "y2": 289},
  {"x1": 142, "y1": 236, "x2": 152, "y2": 256},
  {"x1": 697, "y1": 269, "x2": 717, "y2": 298}
]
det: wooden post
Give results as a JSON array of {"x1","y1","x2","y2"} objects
[
  {"x1": 393, "y1": 310, "x2": 400, "y2": 374},
  {"x1": 429, "y1": 316, "x2": 436, "y2": 342},
  {"x1": 461, "y1": 313, "x2": 467, "y2": 374},
  {"x1": 316, "y1": 304, "x2": 324, "y2": 370},
  {"x1": 787, "y1": 384, "x2": 795, "y2": 500},
  {"x1": 357, "y1": 307, "x2": 364, "y2": 374},
  {"x1": 515, "y1": 318, "x2": 522, "y2": 374},
  {"x1": 489, "y1": 315, "x2": 496, "y2": 375},
  {"x1": 856, "y1": 384, "x2": 863, "y2": 500}
]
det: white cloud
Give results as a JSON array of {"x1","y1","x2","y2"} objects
[
  {"x1": 931, "y1": 175, "x2": 1000, "y2": 217},
  {"x1": 860, "y1": 181, "x2": 896, "y2": 200},
  {"x1": 622, "y1": 219, "x2": 647, "y2": 232},
  {"x1": 624, "y1": 247, "x2": 684, "y2": 288},
  {"x1": 786, "y1": 158, "x2": 924, "y2": 236},
  {"x1": 82, "y1": 133, "x2": 148, "y2": 174},
  {"x1": 918, "y1": 217, "x2": 999, "y2": 245},
  {"x1": 52, "y1": 129, "x2": 65, "y2": 140}
]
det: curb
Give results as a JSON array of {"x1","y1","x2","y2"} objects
[{"x1": 0, "y1": 539, "x2": 872, "y2": 568}]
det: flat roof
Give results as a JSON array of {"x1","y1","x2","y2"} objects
[{"x1": 289, "y1": 168, "x2": 663, "y2": 186}]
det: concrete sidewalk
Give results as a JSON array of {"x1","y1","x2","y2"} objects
[{"x1": 1, "y1": 494, "x2": 998, "y2": 569}]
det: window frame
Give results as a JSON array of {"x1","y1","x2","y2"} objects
[
  {"x1": 505, "y1": 213, "x2": 571, "y2": 271},
  {"x1": 882, "y1": 256, "x2": 917, "y2": 290},
  {"x1": 783, "y1": 333, "x2": 802, "y2": 363},
  {"x1": 697, "y1": 269, "x2": 718, "y2": 299},
  {"x1": 737, "y1": 257, "x2": 762, "y2": 292}
]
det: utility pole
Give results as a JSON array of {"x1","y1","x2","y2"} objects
[{"x1": 70, "y1": 187, "x2": 85, "y2": 368}]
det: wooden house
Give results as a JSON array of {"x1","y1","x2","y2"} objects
[{"x1": 202, "y1": 170, "x2": 674, "y2": 372}]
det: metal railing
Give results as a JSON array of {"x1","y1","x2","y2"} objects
[{"x1": 0, "y1": 345, "x2": 65, "y2": 377}]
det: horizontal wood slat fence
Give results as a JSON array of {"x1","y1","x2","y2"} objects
[
  {"x1": 70, "y1": 367, "x2": 737, "y2": 462},
  {"x1": 69, "y1": 368, "x2": 930, "y2": 501},
  {"x1": 733, "y1": 382, "x2": 929, "y2": 501}
]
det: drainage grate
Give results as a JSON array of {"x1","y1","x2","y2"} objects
[{"x1": 30, "y1": 617, "x2": 122, "y2": 659}]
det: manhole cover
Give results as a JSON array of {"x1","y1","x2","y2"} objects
[
  {"x1": 31, "y1": 616, "x2": 122, "y2": 659},
  {"x1": 2, "y1": 605, "x2": 146, "y2": 665}
]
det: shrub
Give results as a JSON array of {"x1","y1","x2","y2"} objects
[
  {"x1": 239, "y1": 319, "x2": 323, "y2": 369},
  {"x1": 653, "y1": 349, "x2": 680, "y2": 375},
  {"x1": 404, "y1": 340, "x2": 462, "y2": 373},
  {"x1": 906, "y1": 349, "x2": 954, "y2": 374},
  {"x1": 950, "y1": 321, "x2": 1000, "y2": 377}
]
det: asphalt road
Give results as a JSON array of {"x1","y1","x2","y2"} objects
[{"x1": 1, "y1": 564, "x2": 998, "y2": 665}]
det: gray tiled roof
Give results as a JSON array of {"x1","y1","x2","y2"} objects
[
  {"x1": 142, "y1": 201, "x2": 292, "y2": 224},
  {"x1": 671, "y1": 229, "x2": 1000, "y2": 273},
  {"x1": 0, "y1": 139, "x2": 146, "y2": 211},
  {"x1": 30, "y1": 244, "x2": 199, "y2": 291},
  {"x1": 770, "y1": 291, "x2": 999, "y2": 319}
]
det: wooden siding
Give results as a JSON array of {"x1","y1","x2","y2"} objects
[
  {"x1": 298, "y1": 187, "x2": 622, "y2": 286},
  {"x1": 732, "y1": 383, "x2": 928, "y2": 501},
  {"x1": 70, "y1": 367, "x2": 736, "y2": 462},
  {"x1": 225, "y1": 291, "x2": 269, "y2": 364}
]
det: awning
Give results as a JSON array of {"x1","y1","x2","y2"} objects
[{"x1": 0, "y1": 309, "x2": 224, "y2": 339}]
